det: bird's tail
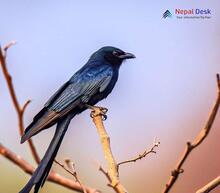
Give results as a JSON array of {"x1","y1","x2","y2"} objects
[{"x1": 19, "y1": 115, "x2": 72, "y2": 193}]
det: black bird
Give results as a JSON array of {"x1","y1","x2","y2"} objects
[{"x1": 19, "y1": 46, "x2": 135, "y2": 193}]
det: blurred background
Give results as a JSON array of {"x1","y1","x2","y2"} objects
[{"x1": 0, "y1": 1, "x2": 220, "y2": 193}]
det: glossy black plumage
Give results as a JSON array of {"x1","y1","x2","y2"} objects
[{"x1": 19, "y1": 46, "x2": 135, "y2": 193}]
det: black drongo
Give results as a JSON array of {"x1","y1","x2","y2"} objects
[{"x1": 19, "y1": 46, "x2": 135, "y2": 193}]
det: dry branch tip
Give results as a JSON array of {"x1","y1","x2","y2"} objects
[{"x1": 162, "y1": 73, "x2": 220, "y2": 193}]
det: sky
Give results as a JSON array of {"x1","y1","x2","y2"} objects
[{"x1": 0, "y1": 1, "x2": 220, "y2": 193}]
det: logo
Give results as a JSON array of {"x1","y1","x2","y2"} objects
[
  {"x1": 175, "y1": 9, "x2": 211, "y2": 15},
  {"x1": 162, "y1": 8, "x2": 211, "y2": 19},
  {"x1": 162, "y1": 10, "x2": 172, "y2": 18}
]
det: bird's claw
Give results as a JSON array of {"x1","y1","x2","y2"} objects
[
  {"x1": 101, "y1": 114, "x2": 107, "y2": 121},
  {"x1": 99, "y1": 107, "x2": 108, "y2": 114},
  {"x1": 86, "y1": 105, "x2": 108, "y2": 121}
]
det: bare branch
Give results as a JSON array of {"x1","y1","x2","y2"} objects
[
  {"x1": 21, "y1": 100, "x2": 31, "y2": 114},
  {"x1": 54, "y1": 159, "x2": 75, "y2": 176},
  {"x1": 3, "y1": 41, "x2": 16, "y2": 57},
  {"x1": 162, "y1": 74, "x2": 220, "y2": 193},
  {"x1": 117, "y1": 139, "x2": 160, "y2": 170},
  {"x1": 0, "y1": 143, "x2": 99, "y2": 193},
  {"x1": 89, "y1": 106, "x2": 128, "y2": 193},
  {"x1": 0, "y1": 42, "x2": 40, "y2": 164},
  {"x1": 98, "y1": 165, "x2": 112, "y2": 185},
  {"x1": 54, "y1": 159, "x2": 87, "y2": 193},
  {"x1": 196, "y1": 176, "x2": 220, "y2": 193},
  {"x1": 3, "y1": 41, "x2": 16, "y2": 52},
  {"x1": 217, "y1": 74, "x2": 220, "y2": 90},
  {"x1": 92, "y1": 160, "x2": 112, "y2": 186}
]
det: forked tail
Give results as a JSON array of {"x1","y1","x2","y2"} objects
[{"x1": 19, "y1": 115, "x2": 72, "y2": 193}]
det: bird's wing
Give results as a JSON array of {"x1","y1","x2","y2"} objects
[
  {"x1": 49, "y1": 65, "x2": 113, "y2": 113},
  {"x1": 22, "y1": 66, "x2": 113, "y2": 142},
  {"x1": 44, "y1": 81, "x2": 70, "y2": 108}
]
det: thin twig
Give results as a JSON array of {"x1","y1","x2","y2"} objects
[
  {"x1": 0, "y1": 42, "x2": 40, "y2": 164},
  {"x1": 92, "y1": 160, "x2": 112, "y2": 186},
  {"x1": 54, "y1": 159, "x2": 75, "y2": 176},
  {"x1": 90, "y1": 106, "x2": 128, "y2": 193},
  {"x1": 0, "y1": 143, "x2": 99, "y2": 193},
  {"x1": 196, "y1": 176, "x2": 220, "y2": 193},
  {"x1": 117, "y1": 139, "x2": 160, "y2": 170},
  {"x1": 66, "y1": 159, "x2": 88, "y2": 193},
  {"x1": 54, "y1": 159, "x2": 87, "y2": 193},
  {"x1": 3, "y1": 41, "x2": 16, "y2": 53},
  {"x1": 98, "y1": 165, "x2": 112, "y2": 185},
  {"x1": 162, "y1": 74, "x2": 220, "y2": 193}
]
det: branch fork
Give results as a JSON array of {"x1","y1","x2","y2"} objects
[
  {"x1": 162, "y1": 73, "x2": 220, "y2": 193},
  {"x1": 90, "y1": 106, "x2": 160, "y2": 193}
]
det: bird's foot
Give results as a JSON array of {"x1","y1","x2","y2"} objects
[{"x1": 85, "y1": 104, "x2": 108, "y2": 120}]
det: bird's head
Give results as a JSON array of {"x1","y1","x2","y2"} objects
[{"x1": 89, "y1": 46, "x2": 135, "y2": 66}]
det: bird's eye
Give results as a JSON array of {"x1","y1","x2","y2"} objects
[{"x1": 113, "y1": 51, "x2": 121, "y2": 57}]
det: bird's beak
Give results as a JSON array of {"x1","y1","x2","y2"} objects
[{"x1": 119, "y1": 52, "x2": 136, "y2": 59}]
